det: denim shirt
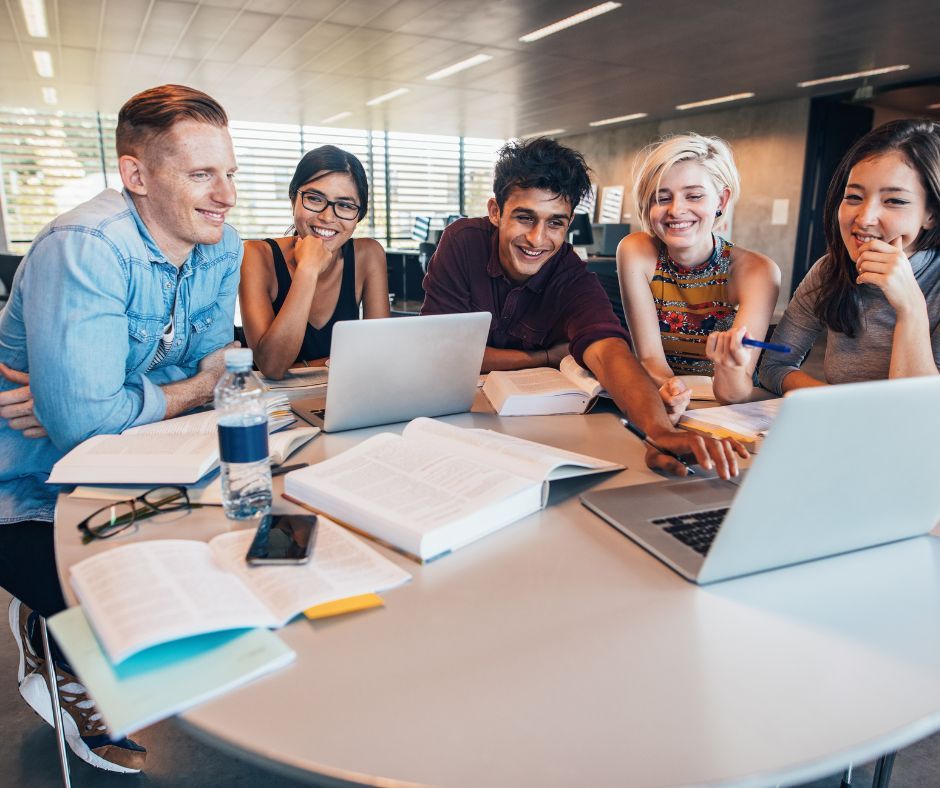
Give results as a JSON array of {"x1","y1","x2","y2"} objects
[{"x1": 0, "y1": 189, "x2": 242, "y2": 523}]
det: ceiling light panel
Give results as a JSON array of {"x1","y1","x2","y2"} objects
[
  {"x1": 425, "y1": 54, "x2": 493, "y2": 81},
  {"x1": 676, "y1": 92, "x2": 755, "y2": 110},
  {"x1": 519, "y1": 2, "x2": 621, "y2": 43},
  {"x1": 589, "y1": 112, "x2": 647, "y2": 127},
  {"x1": 20, "y1": 0, "x2": 49, "y2": 38},
  {"x1": 366, "y1": 88, "x2": 409, "y2": 106},
  {"x1": 32, "y1": 49, "x2": 54, "y2": 78},
  {"x1": 320, "y1": 111, "x2": 353, "y2": 124},
  {"x1": 797, "y1": 64, "x2": 911, "y2": 88}
]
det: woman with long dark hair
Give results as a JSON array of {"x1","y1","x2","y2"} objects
[
  {"x1": 759, "y1": 119, "x2": 940, "y2": 393},
  {"x1": 239, "y1": 145, "x2": 389, "y2": 379}
]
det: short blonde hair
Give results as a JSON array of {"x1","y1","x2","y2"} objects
[{"x1": 632, "y1": 133, "x2": 741, "y2": 233}]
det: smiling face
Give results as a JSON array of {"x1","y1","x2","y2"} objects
[
  {"x1": 126, "y1": 120, "x2": 237, "y2": 265},
  {"x1": 292, "y1": 171, "x2": 361, "y2": 247},
  {"x1": 838, "y1": 150, "x2": 935, "y2": 261},
  {"x1": 487, "y1": 188, "x2": 572, "y2": 283},
  {"x1": 648, "y1": 159, "x2": 729, "y2": 263}
]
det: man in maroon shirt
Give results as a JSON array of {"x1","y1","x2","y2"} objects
[{"x1": 421, "y1": 137, "x2": 744, "y2": 478}]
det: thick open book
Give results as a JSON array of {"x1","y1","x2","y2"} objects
[
  {"x1": 482, "y1": 355, "x2": 606, "y2": 415},
  {"x1": 679, "y1": 397, "x2": 782, "y2": 451},
  {"x1": 48, "y1": 406, "x2": 318, "y2": 485},
  {"x1": 283, "y1": 417, "x2": 623, "y2": 562},
  {"x1": 483, "y1": 356, "x2": 716, "y2": 416},
  {"x1": 69, "y1": 518, "x2": 411, "y2": 664}
]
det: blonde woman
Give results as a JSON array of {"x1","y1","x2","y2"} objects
[{"x1": 617, "y1": 133, "x2": 780, "y2": 418}]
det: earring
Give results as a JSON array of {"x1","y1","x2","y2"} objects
[{"x1": 715, "y1": 209, "x2": 723, "y2": 218}]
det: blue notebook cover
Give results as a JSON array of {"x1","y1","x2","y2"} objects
[{"x1": 48, "y1": 607, "x2": 295, "y2": 739}]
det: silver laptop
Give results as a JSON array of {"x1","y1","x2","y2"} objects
[
  {"x1": 581, "y1": 377, "x2": 940, "y2": 584},
  {"x1": 291, "y1": 312, "x2": 490, "y2": 432}
]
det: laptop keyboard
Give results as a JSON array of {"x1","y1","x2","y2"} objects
[{"x1": 650, "y1": 508, "x2": 729, "y2": 555}]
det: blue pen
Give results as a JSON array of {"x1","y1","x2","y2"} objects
[
  {"x1": 742, "y1": 337, "x2": 791, "y2": 353},
  {"x1": 620, "y1": 418, "x2": 696, "y2": 475}
]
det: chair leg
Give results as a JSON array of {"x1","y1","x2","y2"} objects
[
  {"x1": 840, "y1": 764, "x2": 853, "y2": 787},
  {"x1": 871, "y1": 752, "x2": 896, "y2": 788},
  {"x1": 39, "y1": 618, "x2": 71, "y2": 788}
]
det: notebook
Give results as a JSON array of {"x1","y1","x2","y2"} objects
[
  {"x1": 291, "y1": 312, "x2": 490, "y2": 432},
  {"x1": 580, "y1": 377, "x2": 940, "y2": 584}
]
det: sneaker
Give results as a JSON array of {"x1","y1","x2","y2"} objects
[
  {"x1": 8, "y1": 597, "x2": 44, "y2": 684},
  {"x1": 19, "y1": 670, "x2": 147, "y2": 774},
  {"x1": 9, "y1": 600, "x2": 147, "y2": 774}
]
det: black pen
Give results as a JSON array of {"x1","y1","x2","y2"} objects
[
  {"x1": 620, "y1": 418, "x2": 696, "y2": 475},
  {"x1": 272, "y1": 463, "x2": 305, "y2": 477}
]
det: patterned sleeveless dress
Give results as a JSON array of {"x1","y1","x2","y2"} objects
[{"x1": 650, "y1": 235, "x2": 736, "y2": 376}]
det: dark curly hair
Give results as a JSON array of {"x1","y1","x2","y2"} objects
[
  {"x1": 493, "y1": 137, "x2": 592, "y2": 213},
  {"x1": 814, "y1": 119, "x2": 940, "y2": 336}
]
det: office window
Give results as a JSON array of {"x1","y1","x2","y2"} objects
[
  {"x1": 462, "y1": 137, "x2": 502, "y2": 219},
  {"x1": 0, "y1": 108, "x2": 118, "y2": 253},
  {"x1": 0, "y1": 106, "x2": 502, "y2": 253}
]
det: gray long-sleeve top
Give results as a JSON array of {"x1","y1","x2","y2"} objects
[{"x1": 758, "y1": 248, "x2": 940, "y2": 394}]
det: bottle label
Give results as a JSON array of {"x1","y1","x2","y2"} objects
[{"x1": 218, "y1": 422, "x2": 269, "y2": 463}]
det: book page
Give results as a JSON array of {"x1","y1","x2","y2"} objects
[
  {"x1": 209, "y1": 518, "x2": 410, "y2": 624},
  {"x1": 287, "y1": 433, "x2": 535, "y2": 536},
  {"x1": 70, "y1": 540, "x2": 276, "y2": 664},
  {"x1": 404, "y1": 418, "x2": 622, "y2": 482},
  {"x1": 559, "y1": 355, "x2": 606, "y2": 398},
  {"x1": 268, "y1": 426, "x2": 319, "y2": 465},
  {"x1": 487, "y1": 368, "x2": 582, "y2": 396},
  {"x1": 677, "y1": 375, "x2": 715, "y2": 401},
  {"x1": 262, "y1": 366, "x2": 329, "y2": 390},
  {"x1": 48, "y1": 433, "x2": 220, "y2": 485},
  {"x1": 680, "y1": 398, "x2": 783, "y2": 438},
  {"x1": 123, "y1": 396, "x2": 293, "y2": 436}
]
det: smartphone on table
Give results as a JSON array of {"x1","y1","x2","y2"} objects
[{"x1": 245, "y1": 513, "x2": 317, "y2": 565}]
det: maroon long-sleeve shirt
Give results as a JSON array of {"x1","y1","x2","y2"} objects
[{"x1": 420, "y1": 218, "x2": 628, "y2": 366}]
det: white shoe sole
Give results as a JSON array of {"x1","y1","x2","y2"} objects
[{"x1": 19, "y1": 672, "x2": 141, "y2": 773}]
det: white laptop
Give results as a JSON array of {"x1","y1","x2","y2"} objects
[
  {"x1": 580, "y1": 377, "x2": 940, "y2": 584},
  {"x1": 291, "y1": 312, "x2": 490, "y2": 433}
]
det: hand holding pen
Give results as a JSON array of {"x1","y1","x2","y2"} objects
[
  {"x1": 621, "y1": 418, "x2": 748, "y2": 480},
  {"x1": 621, "y1": 419, "x2": 696, "y2": 475}
]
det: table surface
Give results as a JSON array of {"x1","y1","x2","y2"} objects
[{"x1": 54, "y1": 401, "x2": 940, "y2": 788}]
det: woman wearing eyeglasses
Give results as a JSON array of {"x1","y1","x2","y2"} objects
[{"x1": 240, "y1": 145, "x2": 390, "y2": 379}]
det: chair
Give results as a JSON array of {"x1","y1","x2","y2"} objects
[
  {"x1": 417, "y1": 242, "x2": 436, "y2": 274},
  {"x1": 0, "y1": 253, "x2": 23, "y2": 297}
]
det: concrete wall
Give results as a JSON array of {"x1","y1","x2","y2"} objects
[{"x1": 563, "y1": 97, "x2": 811, "y2": 313}]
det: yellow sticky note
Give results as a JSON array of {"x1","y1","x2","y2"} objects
[{"x1": 304, "y1": 593, "x2": 384, "y2": 620}]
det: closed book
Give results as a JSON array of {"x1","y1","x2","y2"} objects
[{"x1": 48, "y1": 606, "x2": 294, "y2": 740}]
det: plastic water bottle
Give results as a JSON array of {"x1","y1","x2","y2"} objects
[{"x1": 214, "y1": 348, "x2": 272, "y2": 520}]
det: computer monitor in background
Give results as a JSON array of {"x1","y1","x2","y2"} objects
[
  {"x1": 445, "y1": 214, "x2": 465, "y2": 226},
  {"x1": 568, "y1": 213, "x2": 594, "y2": 246},
  {"x1": 588, "y1": 223, "x2": 631, "y2": 257}
]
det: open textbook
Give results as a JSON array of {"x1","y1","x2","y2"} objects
[
  {"x1": 483, "y1": 355, "x2": 714, "y2": 415},
  {"x1": 48, "y1": 404, "x2": 318, "y2": 485},
  {"x1": 678, "y1": 397, "x2": 783, "y2": 450},
  {"x1": 68, "y1": 517, "x2": 411, "y2": 664},
  {"x1": 283, "y1": 417, "x2": 623, "y2": 562}
]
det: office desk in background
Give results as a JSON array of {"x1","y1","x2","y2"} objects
[{"x1": 53, "y1": 410, "x2": 940, "y2": 788}]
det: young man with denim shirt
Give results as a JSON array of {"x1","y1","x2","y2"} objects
[
  {"x1": 0, "y1": 84, "x2": 241, "y2": 773},
  {"x1": 421, "y1": 137, "x2": 746, "y2": 478}
]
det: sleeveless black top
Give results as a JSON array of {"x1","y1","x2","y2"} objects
[{"x1": 266, "y1": 238, "x2": 358, "y2": 362}]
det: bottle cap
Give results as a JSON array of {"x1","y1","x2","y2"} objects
[{"x1": 224, "y1": 348, "x2": 254, "y2": 369}]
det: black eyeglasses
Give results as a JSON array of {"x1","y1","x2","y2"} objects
[
  {"x1": 77, "y1": 486, "x2": 203, "y2": 544},
  {"x1": 299, "y1": 191, "x2": 361, "y2": 221}
]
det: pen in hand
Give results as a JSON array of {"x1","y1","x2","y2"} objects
[
  {"x1": 741, "y1": 337, "x2": 791, "y2": 353},
  {"x1": 620, "y1": 418, "x2": 696, "y2": 476}
]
